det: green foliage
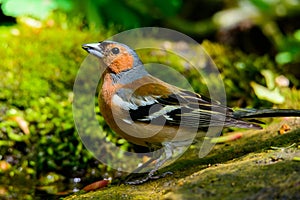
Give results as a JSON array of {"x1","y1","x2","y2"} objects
[
  {"x1": 214, "y1": 0, "x2": 300, "y2": 65},
  {"x1": 201, "y1": 40, "x2": 278, "y2": 107},
  {"x1": 0, "y1": 0, "x2": 182, "y2": 30},
  {"x1": 275, "y1": 30, "x2": 300, "y2": 65},
  {"x1": 0, "y1": 0, "x2": 73, "y2": 19},
  {"x1": 1, "y1": 0, "x2": 300, "y2": 68},
  {"x1": 0, "y1": 24, "x2": 115, "y2": 196},
  {"x1": 250, "y1": 70, "x2": 285, "y2": 104}
]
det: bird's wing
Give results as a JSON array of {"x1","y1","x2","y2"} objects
[{"x1": 113, "y1": 75, "x2": 261, "y2": 130}]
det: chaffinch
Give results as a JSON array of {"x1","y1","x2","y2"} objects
[{"x1": 82, "y1": 41, "x2": 300, "y2": 184}]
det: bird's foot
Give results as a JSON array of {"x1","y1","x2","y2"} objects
[{"x1": 125, "y1": 171, "x2": 173, "y2": 185}]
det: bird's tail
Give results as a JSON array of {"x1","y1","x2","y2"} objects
[
  {"x1": 233, "y1": 109, "x2": 300, "y2": 119},
  {"x1": 227, "y1": 108, "x2": 300, "y2": 130}
]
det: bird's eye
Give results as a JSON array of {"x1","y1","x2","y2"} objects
[{"x1": 111, "y1": 47, "x2": 120, "y2": 54}]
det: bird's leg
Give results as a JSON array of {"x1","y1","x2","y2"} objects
[
  {"x1": 123, "y1": 156, "x2": 157, "y2": 183},
  {"x1": 125, "y1": 142, "x2": 174, "y2": 185},
  {"x1": 129, "y1": 157, "x2": 157, "y2": 174}
]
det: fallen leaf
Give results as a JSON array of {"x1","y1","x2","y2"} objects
[
  {"x1": 83, "y1": 180, "x2": 109, "y2": 192},
  {"x1": 210, "y1": 132, "x2": 243, "y2": 143}
]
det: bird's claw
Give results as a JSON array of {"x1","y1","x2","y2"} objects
[{"x1": 125, "y1": 171, "x2": 173, "y2": 185}]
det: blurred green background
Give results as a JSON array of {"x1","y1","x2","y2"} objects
[{"x1": 0, "y1": 0, "x2": 300, "y2": 199}]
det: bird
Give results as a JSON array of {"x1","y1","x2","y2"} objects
[{"x1": 82, "y1": 40, "x2": 300, "y2": 184}]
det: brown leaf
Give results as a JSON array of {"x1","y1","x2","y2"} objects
[
  {"x1": 210, "y1": 132, "x2": 243, "y2": 143},
  {"x1": 82, "y1": 180, "x2": 109, "y2": 192}
]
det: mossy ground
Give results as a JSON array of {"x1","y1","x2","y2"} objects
[{"x1": 65, "y1": 118, "x2": 300, "y2": 200}]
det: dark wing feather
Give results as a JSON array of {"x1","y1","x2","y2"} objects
[{"x1": 125, "y1": 87, "x2": 262, "y2": 130}]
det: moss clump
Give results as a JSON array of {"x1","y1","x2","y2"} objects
[{"x1": 0, "y1": 24, "x2": 114, "y2": 197}]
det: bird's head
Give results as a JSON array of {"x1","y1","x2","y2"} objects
[{"x1": 82, "y1": 41, "x2": 141, "y2": 74}]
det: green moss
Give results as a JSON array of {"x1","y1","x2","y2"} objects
[
  {"x1": 0, "y1": 25, "x2": 99, "y2": 107},
  {"x1": 65, "y1": 125, "x2": 300, "y2": 199},
  {"x1": 0, "y1": 24, "x2": 116, "y2": 197}
]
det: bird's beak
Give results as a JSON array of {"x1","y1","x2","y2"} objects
[{"x1": 82, "y1": 43, "x2": 104, "y2": 58}]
